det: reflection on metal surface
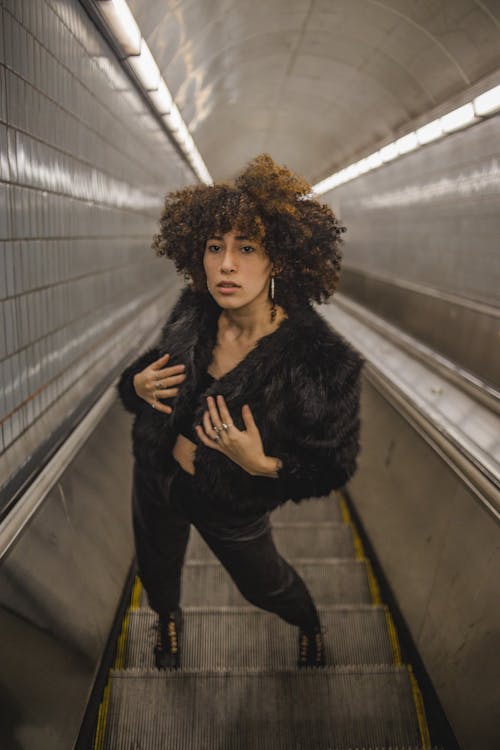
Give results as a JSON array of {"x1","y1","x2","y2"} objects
[
  {"x1": 15, "y1": 136, "x2": 162, "y2": 211},
  {"x1": 349, "y1": 378, "x2": 500, "y2": 750},
  {"x1": 0, "y1": 401, "x2": 134, "y2": 750},
  {"x1": 320, "y1": 300, "x2": 500, "y2": 519},
  {"x1": 359, "y1": 157, "x2": 500, "y2": 209}
]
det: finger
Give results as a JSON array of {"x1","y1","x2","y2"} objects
[
  {"x1": 241, "y1": 403, "x2": 257, "y2": 431},
  {"x1": 206, "y1": 395, "x2": 222, "y2": 431},
  {"x1": 153, "y1": 373, "x2": 186, "y2": 391},
  {"x1": 195, "y1": 423, "x2": 221, "y2": 450},
  {"x1": 155, "y1": 364, "x2": 186, "y2": 378},
  {"x1": 148, "y1": 400, "x2": 172, "y2": 415},
  {"x1": 216, "y1": 395, "x2": 235, "y2": 429},
  {"x1": 151, "y1": 353, "x2": 170, "y2": 369},
  {"x1": 154, "y1": 386, "x2": 180, "y2": 399},
  {"x1": 202, "y1": 408, "x2": 219, "y2": 439}
]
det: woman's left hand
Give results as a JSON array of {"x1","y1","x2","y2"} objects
[{"x1": 195, "y1": 395, "x2": 268, "y2": 476}]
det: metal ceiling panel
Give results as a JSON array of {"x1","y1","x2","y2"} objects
[{"x1": 127, "y1": 0, "x2": 500, "y2": 181}]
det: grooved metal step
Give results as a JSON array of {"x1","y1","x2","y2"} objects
[
  {"x1": 186, "y1": 522, "x2": 355, "y2": 561},
  {"x1": 98, "y1": 489, "x2": 437, "y2": 749},
  {"x1": 101, "y1": 666, "x2": 425, "y2": 749},
  {"x1": 272, "y1": 495, "x2": 342, "y2": 523},
  {"x1": 123, "y1": 606, "x2": 396, "y2": 669},
  {"x1": 139, "y1": 559, "x2": 373, "y2": 608}
]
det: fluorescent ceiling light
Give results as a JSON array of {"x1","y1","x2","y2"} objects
[
  {"x1": 127, "y1": 39, "x2": 161, "y2": 91},
  {"x1": 355, "y1": 158, "x2": 371, "y2": 174},
  {"x1": 379, "y1": 143, "x2": 399, "y2": 162},
  {"x1": 97, "y1": 0, "x2": 211, "y2": 185},
  {"x1": 440, "y1": 103, "x2": 477, "y2": 132},
  {"x1": 312, "y1": 173, "x2": 343, "y2": 194},
  {"x1": 343, "y1": 164, "x2": 362, "y2": 180},
  {"x1": 97, "y1": 0, "x2": 141, "y2": 55},
  {"x1": 312, "y1": 83, "x2": 499, "y2": 196},
  {"x1": 163, "y1": 104, "x2": 184, "y2": 133},
  {"x1": 416, "y1": 119, "x2": 443, "y2": 144},
  {"x1": 366, "y1": 152, "x2": 383, "y2": 169},
  {"x1": 396, "y1": 132, "x2": 419, "y2": 153},
  {"x1": 473, "y1": 84, "x2": 500, "y2": 115},
  {"x1": 148, "y1": 79, "x2": 173, "y2": 114}
]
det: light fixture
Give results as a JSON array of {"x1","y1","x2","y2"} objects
[
  {"x1": 416, "y1": 118, "x2": 444, "y2": 144},
  {"x1": 473, "y1": 84, "x2": 500, "y2": 116},
  {"x1": 127, "y1": 39, "x2": 161, "y2": 91},
  {"x1": 365, "y1": 152, "x2": 383, "y2": 169},
  {"x1": 312, "y1": 81, "x2": 499, "y2": 195},
  {"x1": 148, "y1": 79, "x2": 173, "y2": 114},
  {"x1": 395, "y1": 132, "x2": 419, "y2": 154},
  {"x1": 96, "y1": 0, "x2": 141, "y2": 55},
  {"x1": 440, "y1": 103, "x2": 477, "y2": 132},
  {"x1": 93, "y1": 0, "x2": 212, "y2": 184},
  {"x1": 379, "y1": 143, "x2": 399, "y2": 162}
]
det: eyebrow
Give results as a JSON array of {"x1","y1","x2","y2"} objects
[{"x1": 208, "y1": 235, "x2": 254, "y2": 241}]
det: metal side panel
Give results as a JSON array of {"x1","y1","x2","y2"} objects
[
  {"x1": 123, "y1": 606, "x2": 396, "y2": 670},
  {"x1": 0, "y1": 401, "x2": 135, "y2": 750},
  {"x1": 101, "y1": 666, "x2": 423, "y2": 749},
  {"x1": 348, "y1": 377, "x2": 500, "y2": 750}
]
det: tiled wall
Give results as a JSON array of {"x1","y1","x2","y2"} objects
[
  {"x1": 0, "y1": 0, "x2": 193, "y2": 492},
  {"x1": 324, "y1": 114, "x2": 500, "y2": 387},
  {"x1": 328, "y1": 115, "x2": 500, "y2": 307}
]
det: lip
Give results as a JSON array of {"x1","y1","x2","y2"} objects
[
  {"x1": 217, "y1": 285, "x2": 240, "y2": 294},
  {"x1": 216, "y1": 282, "x2": 241, "y2": 288}
]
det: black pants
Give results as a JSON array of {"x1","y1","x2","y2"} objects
[{"x1": 132, "y1": 462, "x2": 320, "y2": 630}]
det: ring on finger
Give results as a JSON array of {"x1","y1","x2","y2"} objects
[
  {"x1": 213, "y1": 433, "x2": 221, "y2": 442},
  {"x1": 221, "y1": 422, "x2": 229, "y2": 431}
]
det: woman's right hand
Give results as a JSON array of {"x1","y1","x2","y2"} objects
[{"x1": 133, "y1": 353, "x2": 186, "y2": 414}]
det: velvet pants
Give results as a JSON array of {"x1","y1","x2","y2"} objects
[{"x1": 132, "y1": 461, "x2": 320, "y2": 630}]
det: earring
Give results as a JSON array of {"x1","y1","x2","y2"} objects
[{"x1": 270, "y1": 275, "x2": 276, "y2": 323}]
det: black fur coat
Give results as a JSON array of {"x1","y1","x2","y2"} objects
[{"x1": 117, "y1": 286, "x2": 364, "y2": 515}]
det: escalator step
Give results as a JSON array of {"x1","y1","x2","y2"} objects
[
  {"x1": 123, "y1": 606, "x2": 396, "y2": 669},
  {"x1": 186, "y1": 522, "x2": 355, "y2": 562},
  {"x1": 139, "y1": 560, "x2": 372, "y2": 608},
  {"x1": 271, "y1": 496, "x2": 342, "y2": 523},
  {"x1": 102, "y1": 666, "x2": 424, "y2": 749}
]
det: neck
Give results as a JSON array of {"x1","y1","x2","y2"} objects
[{"x1": 220, "y1": 296, "x2": 286, "y2": 342}]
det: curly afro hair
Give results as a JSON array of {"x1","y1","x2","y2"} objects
[{"x1": 151, "y1": 153, "x2": 346, "y2": 308}]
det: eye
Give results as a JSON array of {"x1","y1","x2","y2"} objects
[
  {"x1": 240, "y1": 245, "x2": 255, "y2": 254},
  {"x1": 206, "y1": 243, "x2": 221, "y2": 253}
]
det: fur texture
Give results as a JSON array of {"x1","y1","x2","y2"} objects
[{"x1": 118, "y1": 286, "x2": 364, "y2": 515}]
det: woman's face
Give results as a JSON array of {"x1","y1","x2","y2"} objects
[{"x1": 203, "y1": 228, "x2": 273, "y2": 311}]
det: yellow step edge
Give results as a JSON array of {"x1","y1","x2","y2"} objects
[
  {"x1": 92, "y1": 578, "x2": 142, "y2": 748},
  {"x1": 129, "y1": 575, "x2": 143, "y2": 610},
  {"x1": 408, "y1": 663, "x2": 432, "y2": 749},
  {"x1": 338, "y1": 495, "x2": 365, "y2": 559},
  {"x1": 92, "y1": 683, "x2": 110, "y2": 750},
  {"x1": 384, "y1": 606, "x2": 402, "y2": 665},
  {"x1": 338, "y1": 492, "x2": 432, "y2": 746}
]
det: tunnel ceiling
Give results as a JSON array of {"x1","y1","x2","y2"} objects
[{"x1": 127, "y1": 0, "x2": 500, "y2": 183}]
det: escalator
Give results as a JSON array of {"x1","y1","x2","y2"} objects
[
  {"x1": 93, "y1": 491, "x2": 441, "y2": 749},
  {"x1": 2, "y1": 299, "x2": 496, "y2": 749}
]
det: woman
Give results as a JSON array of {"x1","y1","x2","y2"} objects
[{"x1": 117, "y1": 154, "x2": 364, "y2": 670}]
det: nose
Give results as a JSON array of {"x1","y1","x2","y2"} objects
[{"x1": 220, "y1": 248, "x2": 237, "y2": 273}]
